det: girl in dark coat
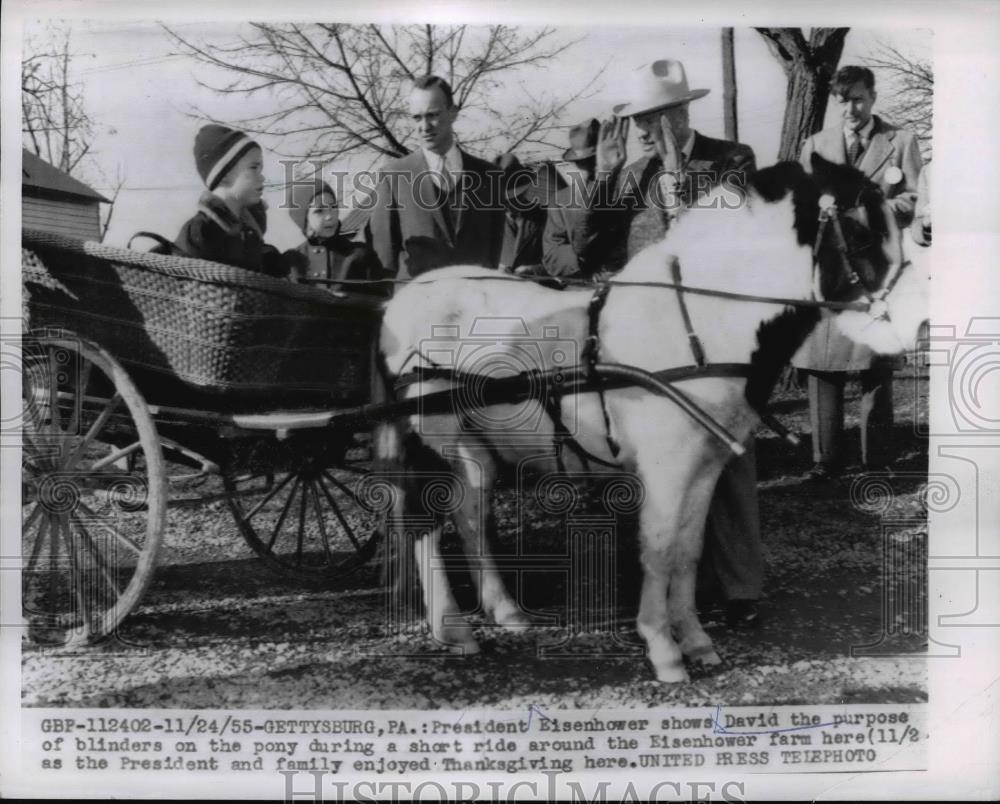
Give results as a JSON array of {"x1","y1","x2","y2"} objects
[{"x1": 286, "y1": 179, "x2": 387, "y2": 296}]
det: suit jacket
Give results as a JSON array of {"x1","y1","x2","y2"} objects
[
  {"x1": 498, "y1": 207, "x2": 546, "y2": 271},
  {"x1": 542, "y1": 183, "x2": 604, "y2": 278},
  {"x1": 286, "y1": 234, "x2": 389, "y2": 296},
  {"x1": 799, "y1": 114, "x2": 922, "y2": 230},
  {"x1": 576, "y1": 131, "x2": 757, "y2": 273},
  {"x1": 793, "y1": 115, "x2": 924, "y2": 372},
  {"x1": 368, "y1": 148, "x2": 506, "y2": 281}
]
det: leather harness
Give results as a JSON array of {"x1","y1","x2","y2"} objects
[{"x1": 393, "y1": 197, "x2": 896, "y2": 461}]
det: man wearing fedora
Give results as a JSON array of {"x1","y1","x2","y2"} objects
[
  {"x1": 542, "y1": 119, "x2": 605, "y2": 278},
  {"x1": 368, "y1": 75, "x2": 506, "y2": 281},
  {"x1": 791, "y1": 65, "x2": 924, "y2": 481},
  {"x1": 579, "y1": 59, "x2": 757, "y2": 271},
  {"x1": 495, "y1": 153, "x2": 547, "y2": 274},
  {"x1": 582, "y1": 59, "x2": 763, "y2": 628}
]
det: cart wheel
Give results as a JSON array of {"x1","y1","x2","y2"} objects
[
  {"x1": 21, "y1": 333, "x2": 166, "y2": 646},
  {"x1": 222, "y1": 443, "x2": 383, "y2": 579}
]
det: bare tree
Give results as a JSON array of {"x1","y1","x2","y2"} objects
[
  {"x1": 22, "y1": 25, "x2": 94, "y2": 173},
  {"x1": 866, "y1": 43, "x2": 932, "y2": 161},
  {"x1": 22, "y1": 24, "x2": 127, "y2": 242},
  {"x1": 98, "y1": 164, "x2": 128, "y2": 239},
  {"x1": 756, "y1": 28, "x2": 850, "y2": 161},
  {"x1": 162, "y1": 23, "x2": 603, "y2": 167}
]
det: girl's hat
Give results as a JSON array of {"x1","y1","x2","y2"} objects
[
  {"x1": 287, "y1": 176, "x2": 337, "y2": 234},
  {"x1": 195, "y1": 124, "x2": 260, "y2": 190}
]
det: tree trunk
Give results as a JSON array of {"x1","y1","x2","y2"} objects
[
  {"x1": 756, "y1": 28, "x2": 849, "y2": 161},
  {"x1": 721, "y1": 28, "x2": 738, "y2": 142}
]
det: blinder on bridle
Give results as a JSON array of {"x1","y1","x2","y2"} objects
[{"x1": 812, "y1": 188, "x2": 901, "y2": 320}]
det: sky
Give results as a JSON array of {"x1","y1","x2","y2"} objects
[{"x1": 23, "y1": 20, "x2": 930, "y2": 251}]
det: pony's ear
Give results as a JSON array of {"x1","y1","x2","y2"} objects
[
  {"x1": 749, "y1": 161, "x2": 807, "y2": 202},
  {"x1": 809, "y1": 151, "x2": 835, "y2": 180}
]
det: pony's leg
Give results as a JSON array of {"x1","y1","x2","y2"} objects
[
  {"x1": 632, "y1": 440, "x2": 723, "y2": 682},
  {"x1": 448, "y1": 445, "x2": 529, "y2": 631},
  {"x1": 414, "y1": 523, "x2": 479, "y2": 654},
  {"x1": 635, "y1": 545, "x2": 687, "y2": 683},
  {"x1": 667, "y1": 474, "x2": 723, "y2": 668},
  {"x1": 633, "y1": 471, "x2": 689, "y2": 683}
]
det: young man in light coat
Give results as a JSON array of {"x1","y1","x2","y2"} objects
[{"x1": 793, "y1": 65, "x2": 924, "y2": 480}]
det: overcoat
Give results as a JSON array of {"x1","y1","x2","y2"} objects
[{"x1": 792, "y1": 115, "x2": 923, "y2": 371}]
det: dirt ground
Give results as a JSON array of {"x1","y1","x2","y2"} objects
[{"x1": 22, "y1": 364, "x2": 929, "y2": 709}]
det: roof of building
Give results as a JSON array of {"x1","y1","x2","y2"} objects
[{"x1": 22, "y1": 149, "x2": 111, "y2": 203}]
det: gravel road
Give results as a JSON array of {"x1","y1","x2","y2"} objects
[{"x1": 22, "y1": 373, "x2": 930, "y2": 710}]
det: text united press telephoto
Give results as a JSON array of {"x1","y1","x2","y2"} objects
[{"x1": 12, "y1": 10, "x2": 992, "y2": 802}]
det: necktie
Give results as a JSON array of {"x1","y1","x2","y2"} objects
[
  {"x1": 848, "y1": 133, "x2": 864, "y2": 166},
  {"x1": 438, "y1": 160, "x2": 454, "y2": 196},
  {"x1": 436, "y1": 158, "x2": 456, "y2": 237}
]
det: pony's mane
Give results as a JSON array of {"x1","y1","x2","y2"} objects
[{"x1": 747, "y1": 161, "x2": 821, "y2": 247}]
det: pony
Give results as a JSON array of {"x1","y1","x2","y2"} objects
[{"x1": 374, "y1": 153, "x2": 923, "y2": 683}]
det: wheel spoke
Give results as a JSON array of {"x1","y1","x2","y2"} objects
[
  {"x1": 322, "y1": 470, "x2": 367, "y2": 507},
  {"x1": 47, "y1": 347, "x2": 62, "y2": 435},
  {"x1": 61, "y1": 393, "x2": 122, "y2": 471},
  {"x1": 309, "y1": 482, "x2": 335, "y2": 566},
  {"x1": 317, "y1": 474, "x2": 364, "y2": 553},
  {"x1": 60, "y1": 515, "x2": 91, "y2": 628},
  {"x1": 90, "y1": 440, "x2": 143, "y2": 472},
  {"x1": 72, "y1": 513, "x2": 122, "y2": 600},
  {"x1": 23, "y1": 501, "x2": 43, "y2": 533},
  {"x1": 77, "y1": 500, "x2": 143, "y2": 556},
  {"x1": 243, "y1": 471, "x2": 296, "y2": 521},
  {"x1": 65, "y1": 357, "x2": 93, "y2": 437},
  {"x1": 267, "y1": 476, "x2": 301, "y2": 552},
  {"x1": 25, "y1": 513, "x2": 50, "y2": 573},
  {"x1": 296, "y1": 478, "x2": 310, "y2": 566}
]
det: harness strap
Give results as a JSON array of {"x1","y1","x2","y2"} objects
[
  {"x1": 583, "y1": 282, "x2": 621, "y2": 458},
  {"x1": 543, "y1": 393, "x2": 622, "y2": 470},
  {"x1": 390, "y1": 362, "x2": 796, "y2": 452},
  {"x1": 670, "y1": 258, "x2": 706, "y2": 367}
]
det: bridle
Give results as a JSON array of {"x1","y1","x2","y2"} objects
[{"x1": 812, "y1": 192, "x2": 902, "y2": 321}]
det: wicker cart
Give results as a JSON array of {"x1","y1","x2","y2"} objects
[{"x1": 21, "y1": 229, "x2": 388, "y2": 646}]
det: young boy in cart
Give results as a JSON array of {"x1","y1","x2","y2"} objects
[
  {"x1": 285, "y1": 178, "x2": 387, "y2": 296},
  {"x1": 175, "y1": 124, "x2": 290, "y2": 277}
]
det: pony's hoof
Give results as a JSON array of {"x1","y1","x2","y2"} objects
[
  {"x1": 495, "y1": 609, "x2": 533, "y2": 632},
  {"x1": 688, "y1": 645, "x2": 722, "y2": 667},
  {"x1": 652, "y1": 664, "x2": 690, "y2": 684},
  {"x1": 449, "y1": 640, "x2": 481, "y2": 656},
  {"x1": 434, "y1": 626, "x2": 479, "y2": 655}
]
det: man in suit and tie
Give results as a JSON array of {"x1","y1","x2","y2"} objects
[
  {"x1": 792, "y1": 65, "x2": 924, "y2": 480},
  {"x1": 579, "y1": 59, "x2": 763, "y2": 627},
  {"x1": 369, "y1": 75, "x2": 506, "y2": 282}
]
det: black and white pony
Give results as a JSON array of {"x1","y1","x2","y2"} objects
[{"x1": 375, "y1": 154, "x2": 926, "y2": 683}]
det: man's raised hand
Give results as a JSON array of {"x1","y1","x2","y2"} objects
[{"x1": 596, "y1": 117, "x2": 629, "y2": 176}]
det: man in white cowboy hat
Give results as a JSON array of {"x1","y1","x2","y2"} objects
[
  {"x1": 542, "y1": 118, "x2": 604, "y2": 278},
  {"x1": 581, "y1": 59, "x2": 763, "y2": 627},
  {"x1": 791, "y1": 65, "x2": 924, "y2": 481},
  {"x1": 577, "y1": 58, "x2": 757, "y2": 271}
]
